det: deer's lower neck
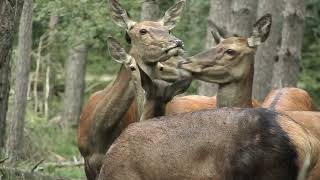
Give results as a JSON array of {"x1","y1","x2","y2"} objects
[
  {"x1": 217, "y1": 68, "x2": 253, "y2": 108},
  {"x1": 94, "y1": 66, "x2": 136, "y2": 135},
  {"x1": 140, "y1": 100, "x2": 166, "y2": 121}
]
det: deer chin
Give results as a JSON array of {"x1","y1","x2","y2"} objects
[{"x1": 164, "y1": 46, "x2": 184, "y2": 57}]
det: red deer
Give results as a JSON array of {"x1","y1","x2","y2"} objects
[
  {"x1": 107, "y1": 37, "x2": 192, "y2": 121},
  {"x1": 99, "y1": 108, "x2": 319, "y2": 180},
  {"x1": 77, "y1": 0, "x2": 187, "y2": 179},
  {"x1": 262, "y1": 87, "x2": 316, "y2": 111},
  {"x1": 178, "y1": 14, "x2": 320, "y2": 179},
  {"x1": 98, "y1": 14, "x2": 319, "y2": 180}
]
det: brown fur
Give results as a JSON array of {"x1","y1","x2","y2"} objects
[
  {"x1": 98, "y1": 108, "x2": 318, "y2": 180},
  {"x1": 262, "y1": 87, "x2": 316, "y2": 111},
  {"x1": 284, "y1": 111, "x2": 320, "y2": 180},
  {"x1": 166, "y1": 95, "x2": 260, "y2": 115}
]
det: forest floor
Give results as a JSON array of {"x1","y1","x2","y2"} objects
[{"x1": 1, "y1": 116, "x2": 85, "y2": 179}]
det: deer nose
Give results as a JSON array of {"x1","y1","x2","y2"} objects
[{"x1": 175, "y1": 40, "x2": 184, "y2": 48}]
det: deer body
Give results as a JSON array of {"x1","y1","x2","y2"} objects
[
  {"x1": 262, "y1": 87, "x2": 316, "y2": 111},
  {"x1": 77, "y1": 0, "x2": 187, "y2": 179},
  {"x1": 99, "y1": 108, "x2": 318, "y2": 180},
  {"x1": 284, "y1": 111, "x2": 320, "y2": 179}
]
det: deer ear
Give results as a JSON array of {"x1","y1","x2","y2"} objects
[
  {"x1": 165, "y1": 78, "x2": 192, "y2": 102},
  {"x1": 247, "y1": 14, "x2": 272, "y2": 47},
  {"x1": 107, "y1": 36, "x2": 127, "y2": 63},
  {"x1": 159, "y1": 0, "x2": 186, "y2": 30},
  {"x1": 138, "y1": 66, "x2": 154, "y2": 95},
  {"x1": 211, "y1": 31, "x2": 224, "y2": 45},
  {"x1": 208, "y1": 20, "x2": 228, "y2": 44},
  {"x1": 109, "y1": 0, "x2": 136, "y2": 30}
]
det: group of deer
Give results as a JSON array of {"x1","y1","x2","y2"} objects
[{"x1": 77, "y1": 0, "x2": 320, "y2": 179}]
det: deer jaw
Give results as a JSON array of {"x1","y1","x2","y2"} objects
[{"x1": 156, "y1": 57, "x2": 186, "y2": 82}]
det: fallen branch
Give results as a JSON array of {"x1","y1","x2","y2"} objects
[
  {"x1": 43, "y1": 160, "x2": 84, "y2": 168},
  {"x1": 31, "y1": 159, "x2": 45, "y2": 172}
]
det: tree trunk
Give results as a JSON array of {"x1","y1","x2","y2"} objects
[
  {"x1": 197, "y1": 0, "x2": 231, "y2": 96},
  {"x1": 0, "y1": 0, "x2": 24, "y2": 152},
  {"x1": 6, "y1": 0, "x2": 33, "y2": 163},
  {"x1": 253, "y1": 0, "x2": 284, "y2": 101},
  {"x1": 44, "y1": 16, "x2": 59, "y2": 119},
  {"x1": 271, "y1": 0, "x2": 305, "y2": 88},
  {"x1": 62, "y1": 42, "x2": 88, "y2": 128},
  {"x1": 229, "y1": 0, "x2": 257, "y2": 37},
  {"x1": 141, "y1": 0, "x2": 159, "y2": 21}
]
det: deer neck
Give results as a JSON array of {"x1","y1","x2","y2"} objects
[
  {"x1": 94, "y1": 65, "x2": 136, "y2": 135},
  {"x1": 216, "y1": 64, "x2": 254, "y2": 108},
  {"x1": 129, "y1": 49, "x2": 158, "y2": 79},
  {"x1": 140, "y1": 100, "x2": 166, "y2": 121}
]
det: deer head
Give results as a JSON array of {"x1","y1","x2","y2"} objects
[
  {"x1": 107, "y1": 36, "x2": 191, "y2": 119},
  {"x1": 178, "y1": 14, "x2": 272, "y2": 84},
  {"x1": 107, "y1": 36, "x2": 138, "y2": 72},
  {"x1": 139, "y1": 65, "x2": 191, "y2": 120},
  {"x1": 156, "y1": 56, "x2": 186, "y2": 82},
  {"x1": 109, "y1": 0, "x2": 186, "y2": 66}
]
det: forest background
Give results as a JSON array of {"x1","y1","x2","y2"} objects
[{"x1": 0, "y1": 0, "x2": 319, "y2": 179}]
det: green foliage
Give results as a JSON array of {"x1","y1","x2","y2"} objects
[
  {"x1": 21, "y1": 111, "x2": 85, "y2": 179},
  {"x1": 299, "y1": 0, "x2": 320, "y2": 107}
]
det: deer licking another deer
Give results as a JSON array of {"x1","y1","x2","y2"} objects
[
  {"x1": 107, "y1": 36, "x2": 192, "y2": 121},
  {"x1": 77, "y1": 0, "x2": 187, "y2": 179},
  {"x1": 98, "y1": 14, "x2": 320, "y2": 180}
]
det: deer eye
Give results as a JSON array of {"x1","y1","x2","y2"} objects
[
  {"x1": 139, "y1": 29, "x2": 148, "y2": 35},
  {"x1": 225, "y1": 49, "x2": 237, "y2": 56}
]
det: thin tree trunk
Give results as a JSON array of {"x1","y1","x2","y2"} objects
[
  {"x1": 62, "y1": 42, "x2": 88, "y2": 128},
  {"x1": 141, "y1": 0, "x2": 159, "y2": 21},
  {"x1": 197, "y1": 0, "x2": 231, "y2": 96},
  {"x1": 0, "y1": 0, "x2": 24, "y2": 152},
  {"x1": 34, "y1": 35, "x2": 44, "y2": 114},
  {"x1": 271, "y1": 0, "x2": 305, "y2": 88},
  {"x1": 253, "y1": 0, "x2": 284, "y2": 101},
  {"x1": 6, "y1": 0, "x2": 33, "y2": 163},
  {"x1": 44, "y1": 16, "x2": 59, "y2": 119}
]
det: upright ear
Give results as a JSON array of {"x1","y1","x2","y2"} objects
[
  {"x1": 107, "y1": 36, "x2": 127, "y2": 63},
  {"x1": 109, "y1": 0, "x2": 136, "y2": 30},
  {"x1": 165, "y1": 78, "x2": 192, "y2": 102},
  {"x1": 208, "y1": 20, "x2": 227, "y2": 44},
  {"x1": 159, "y1": 0, "x2": 186, "y2": 30},
  {"x1": 247, "y1": 14, "x2": 272, "y2": 47},
  {"x1": 138, "y1": 66, "x2": 154, "y2": 95}
]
